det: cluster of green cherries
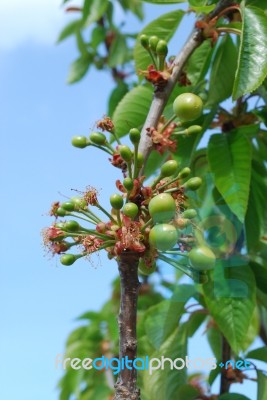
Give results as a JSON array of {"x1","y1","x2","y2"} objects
[
  {"x1": 140, "y1": 34, "x2": 169, "y2": 71},
  {"x1": 51, "y1": 91, "x2": 216, "y2": 281},
  {"x1": 148, "y1": 190, "x2": 216, "y2": 271}
]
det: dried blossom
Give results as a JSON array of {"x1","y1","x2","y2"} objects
[
  {"x1": 49, "y1": 202, "x2": 60, "y2": 217},
  {"x1": 97, "y1": 116, "x2": 114, "y2": 132},
  {"x1": 148, "y1": 117, "x2": 177, "y2": 154},
  {"x1": 139, "y1": 65, "x2": 170, "y2": 90},
  {"x1": 114, "y1": 215, "x2": 145, "y2": 255},
  {"x1": 82, "y1": 235, "x2": 104, "y2": 254},
  {"x1": 83, "y1": 186, "x2": 99, "y2": 205},
  {"x1": 109, "y1": 149, "x2": 127, "y2": 173},
  {"x1": 43, "y1": 225, "x2": 65, "y2": 243}
]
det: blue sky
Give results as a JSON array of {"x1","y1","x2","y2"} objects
[{"x1": 0, "y1": 1, "x2": 261, "y2": 399}]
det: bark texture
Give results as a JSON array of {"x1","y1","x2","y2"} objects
[
  {"x1": 114, "y1": 2, "x2": 236, "y2": 398},
  {"x1": 114, "y1": 251, "x2": 141, "y2": 400}
]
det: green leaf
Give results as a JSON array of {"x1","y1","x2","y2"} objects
[
  {"x1": 57, "y1": 20, "x2": 82, "y2": 43},
  {"x1": 119, "y1": 0, "x2": 144, "y2": 20},
  {"x1": 247, "y1": 346, "x2": 267, "y2": 363},
  {"x1": 187, "y1": 312, "x2": 206, "y2": 337},
  {"x1": 84, "y1": 0, "x2": 109, "y2": 26},
  {"x1": 142, "y1": 324, "x2": 188, "y2": 400},
  {"x1": 82, "y1": 0, "x2": 91, "y2": 21},
  {"x1": 207, "y1": 325, "x2": 222, "y2": 360},
  {"x1": 186, "y1": 41, "x2": 214, "y2": 85},
  {"x1": 203, "y1": 261, "x2": 256, "y2": 353},
  {"x1": 257, "y1": 288, "x2": 267, "y2": 309},
  {"x1": 67, "y1": 55, "x2": 91, "y2": 84},
  {"x1": 191, "y1": 5, "x2": 215, "y2": 12},
  {"x1": 245, "y1": 160, "x2": 267, "y2": 250},
  {"x1": 144, "y1": 284, "x2": 196, "y2": 349},
  {"x1": 134, "y1": 10, "x2": 184, "y2": 72},
  {"x1": 189, "y1": 0, "x2": 215, "y2": 13},
  {"x1": 208, "y1": 35, "x2": 238, "y2": 105},
  {"x1": 175, "y1": 384, "x2": 199, "y2": 400},
  {"x1": 246, "y1": 0, "x2": 267, "y2": 12},
  {"x1": 108, "y1": 34, "x2": 128, "y2": 68},
  {"x1": 209, "y1": 365, "x2": 221, "y2": 386},
  {"x1": 90, "y1": 26, "x2": 106, "y2": 50},
  {"x1": 257, "y1": 370, "x2": 267, "y2": 400},
  {"x1": 76, "y1": 310, "x2": 99, "y2": 321},
  {"x1": 242, "y1": 305, "x2": 259, "y2": 349},
  {"x1": 208, "y1": 132, "x2": 252, "y2": 222},
  {"x1": 75, "y1": 31, "x2": 88, "y2": 56},
  {"x1": 233, "y1": 4, "x2": 267, "y2": 99},
  {"x1": 219, "y1": 394, "x2": 251, "y2": 400},
  {"x1": 250, "y1": 261, "x2": 267, "y2": 293},
  {"x1": 140, "y1": 0, "x2": 185, "y2": 3},
  {"x1": 108, "y1": 82, "x2": 129, "y2": 117},
  {"x1": 112, "y1": 85, "x2": 153, "y2": 139}
]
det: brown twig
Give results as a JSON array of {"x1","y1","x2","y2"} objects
[
  {"x1": 114, "y1": 251, "x2": 141, "y2": 400},
  {"x1": 220, "y1": 335, "x2": 231, "y2": 394},
  {"x1": 113, "y1": 2, "x2": 236, "y2": 398}
]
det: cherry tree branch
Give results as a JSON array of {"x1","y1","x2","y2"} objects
[
  {"x1": 114, "y1": 251, "x2": 141, "y2": 400},
  {"x1": 113, "y1": 2, "x2": 236, "y2": 399},
  {"x1": 138, "y1": 0, "x2": 236, "y2": 165}
]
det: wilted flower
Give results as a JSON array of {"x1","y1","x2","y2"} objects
[
  {"x1": 114, "y1": 215, "x2": 146, "y2": 255},
  {"x1": 148, "y1": 117, "x2": 177, "y2": 154},
  {"x1": 83, "y1": 186, "x2": 99, "y2": 205},
  {"x1": 49, "y1": 202, "x2": 60, "y2": 217},
  {"x1": 82, "y1": 235, "x2": 104, "y2": 253},
  {"x1": 97, "y1": 116, "x2": 114, "y2": 132}
]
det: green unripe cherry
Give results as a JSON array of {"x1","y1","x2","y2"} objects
[
  {"x1": 140, "y1": 34, "x2": 149, "y2": 49},
  {"x1": 149, "y1": 193, "x2": 176, "y2": 223},
  {"x1": 188, "y1": 246, "x2": 216, "y2": 271},
  {"x1": 60, "y1": 254, "x2": 76, "y2": 266},
  {"x1": 71, "y1": 136, "x2": 88, "y2": 148},
  {"x1": 156, "y1": 40, "x2": 168, "y2": 57},
  {"x1": 149, "y1": 35, "x2": 159, "y2": 52},
  {"x1": 64, "y1": 220, "x2": 80, "y2": 232},
  {"x1": 90, "y1": 132, "x2": 106, "y2": 145},
  {"x1": 149, "y1": 224, "x2": 178, "y2": 251},
  {"x1": 119, "y1": 145, "x2": 132, "y2": 162},
  {"x1": 70, "y1": 196, "x2": 87, "y2": 210},
  {"x1": 186, "y1": 125, "x2": 202, "y2": 135},
  {"x1": 129, "y1": 128, "x2": 141, "y2": 144},
  {"x1": 123, "y1": 202, "x2": 139, "y2": 219},
  {"x1": 138, "y1": 259, "x2": 156, "y2": 276},
  {"x1": 110, "y1": 194, "x2": 124, "y2": 210},
  {"x1": 160, "y1": 160, "x2": 178, "y2": 177},
  {"x1": 61, "y1": 202, "x2": 75, "y2": 212},
  {"x1": 182, "y1": 209, "x2": 197, "y2": 219},
  {"x1": 54, "y1": 222, "x2": 65, "y2": 229},
  {"x1": 56, "y1": 207, "x2": 66, "y2": 217},
  {"x1": 184, "y1": 177, "x2": 202, "y2": 191},
  {"x1": 178, "y1": 167, "x2": 191, "y2": 179},
  {"x1": 173, "y1": 93, "x2": 203, "y2": 122},
  {"x1": 123, "y1": 177, "x2": 134, "y2": 191}
]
